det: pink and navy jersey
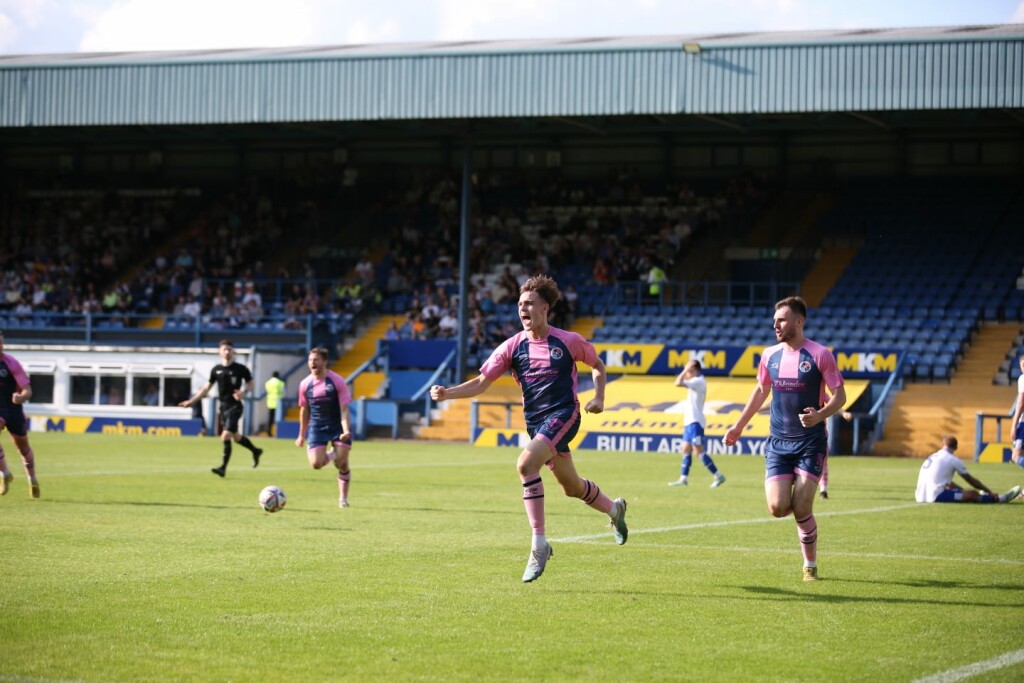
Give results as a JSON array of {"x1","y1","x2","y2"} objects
[
  {"x1": 298, "y1": 370, "x2": 352, "y2": 430},
  {"x1": 757, "y1": 339, "x2": 844, "y2": 440},
  {"x1": 480, "y1": 326, "x2": 598, "y2": 424},
  {"x1": 0, "y1": 353, "x2": 30, "y2": 410}
]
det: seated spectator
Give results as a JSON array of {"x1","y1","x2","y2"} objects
[{"x1": 437, "y1": 308, "x2": 459, "y2": 338}]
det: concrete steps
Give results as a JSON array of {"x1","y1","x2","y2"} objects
[
  {"x1": 801, "y1": 247, "x2": 858, "y2": 309},
  {"x1": 871, "y1": 322, "x2": 1018, "y2": 457},
  {"x1": 413, "y1": 377, "x2": 524, "y2": 442}
]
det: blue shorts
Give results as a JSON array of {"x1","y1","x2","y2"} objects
[
  {"x1": 765, "y1": 435, "x2": 827, "y2": 482},
  {"x1": 931, "y1": 488, "x2": 965, "y2": 503},
  {"x1": 682, "y1": 422, "x2": 704, "y2": 447},
  {"x1": 307, "y1": 425, "x2": 351, "y2": 450},
  {"x1": 1014, "y1": 421, "x2": 1024, "y2": 449},
  {"x1": 528, "y1": 408, "x2": 581, "y2": 457},
  {"x1": 0, "y1": 407, "x2": 26, "y2": 437}
]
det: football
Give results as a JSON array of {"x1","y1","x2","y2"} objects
[{"x1": 258, "y1": 485, "x2": 286, "y2": 513}]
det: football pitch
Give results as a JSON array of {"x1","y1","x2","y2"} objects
[{"x1": 2, "y1": 433, "x2": 1023, "y2": 683}]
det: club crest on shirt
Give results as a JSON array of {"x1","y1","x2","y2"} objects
[
  {"x1": 799, "y1": 360, "x2": 812, "y2": 373},
  {"x1": 326, "y1": 383, "x2": 335, "y2": 393},
  {"x1": 550, "y1": 347, "x2": 563, "y2": 360},
  {"x1": 0, "y1": 367, "x2": 7, "y2": 378}
]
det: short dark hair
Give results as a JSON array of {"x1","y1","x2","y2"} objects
[
  {"x1": 774, "y1": 296, "x2": 808, "y2": 319},
  {"x1": 310, "y1": 346, "x2": 329, "y2": 360},
  {"x1": 219, "y1": 339, "x2": 234, "y2": 348},
  {"x1": 942, "y1": 435, "x2": 958, "y2": 451},
  {"x1": 520, "y1": 275, "x2": 561, "y2": 306}
]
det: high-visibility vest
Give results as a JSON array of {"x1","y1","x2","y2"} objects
[{"x1": 264, "y1": 377, "x2": 286, "y2": 409}]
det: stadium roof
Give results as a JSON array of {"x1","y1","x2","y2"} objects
[
  {"x1": 0, "y1": 23, "x2": 1022, "y2": 144},
  {"x1": 2, "y1": 23, "x2": 1022, "y2": 66}
]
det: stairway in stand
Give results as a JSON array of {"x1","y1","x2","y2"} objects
[
  {"x1": 801, "y1": 247, "x2": 858, "y2": 308},
  {"x1": 871, "y1": 322, "x2": 1018, "y2": 457},
  {"x1": 338, "y1": 315, "x2": 405, "y2": 399}
]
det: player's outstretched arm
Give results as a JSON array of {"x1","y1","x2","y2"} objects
[
  {"x1": 724, "y1": 383, "x2": 771, "y2": 445},
  {"x1": 431, "y1": 375, "x2": 495, "y2": 402}
]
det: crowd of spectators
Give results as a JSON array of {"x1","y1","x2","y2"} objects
[
  {"x1": 376, "y1": 168, "x2": 768, "y2": 353},
  {"x1": 0, "y1": 168, "x2": 766, "y2": 345}
]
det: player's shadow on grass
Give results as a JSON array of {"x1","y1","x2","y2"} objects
[
  {"x1": 825, "y1": 577, "x2": 1024, "y2": 592},
  {"x1": 738, "y1": 585, "x2": 1015, "y2": 606}
]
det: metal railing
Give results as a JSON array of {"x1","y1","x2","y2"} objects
[
  {"x1": 974, "y1": 408, "x2": 1016, "y2": 461},
  {"x1": 845, "y1": 354, "x2": 906, "y2": 455},
  {"x1": 412, "y1": 348, "x2": 458, "y2": 426},
  {"x1": 469, "y1": 400, "x2": 519, "y2": 440}
]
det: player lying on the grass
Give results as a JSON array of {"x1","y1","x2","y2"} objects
[
  {"x1": 430, "y1": 274, "x2": 628, "y2": 584},
  {"x1": 295, "y1": 346, "x2": 354, "y2": 508},
  {"x1": 916, "y1": 435, "x2": 1021, "y2": 503}
]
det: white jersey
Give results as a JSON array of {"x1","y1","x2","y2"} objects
[
  {"x1": 1017, "y1": 374, "x2": 1024, "y2": 424},
  {"x1": 915, "y1": 448, "x2": 968, "y2": 503},
  {"x1": 682, "y1": 375, "x2": 707, "y2": 429}
]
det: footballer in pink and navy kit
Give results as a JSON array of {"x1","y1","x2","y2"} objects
[
  {"x1": 725, "y1": 297, "x2": 846, "y2": 582},
  {"x1": 296, "y1": 347, "x2": 354, "y2": 508},
  {"x1": 0, "y1": 330, "x2": 40, "y2": 498},
  {"x1": 758, "y1": 337, "x2": 844, "y2": 481},
  {"x1": 431, "y1": 275, "x2": 628, "y2": 583},
  {"x1": 480, "y1": 326, "x2": 596, "y2": 455}
]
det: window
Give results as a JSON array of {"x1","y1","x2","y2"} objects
[
  {"x1": 70, "y1": 376, "x2": 97, "y2": 405},
  {"x1": 99, "y1": 376, "x2": 126, "y2": 405},
  {"x1": 132, "y1": 377, "x2": 161, "y2": 407},
  {"x1": 163, "y1": 377, "x2": 192, "y2": 407}
]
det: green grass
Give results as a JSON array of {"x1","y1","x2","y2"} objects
[{"x1": 2, "y1": 433, "x2": 1024, "y2": 682}]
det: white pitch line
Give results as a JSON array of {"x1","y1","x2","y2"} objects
[
  {"x1": 911, "y1": 648, "x2": 1024, "y2": 683},
  {"x1": 41, "y1": 460, "x2": 509, "y2": 477},
  {"x1": 551, "y1": 503, "x2": 921, "y2": 543},
  {"x1": 565, "y1": 540, "x2": 1024, "y2": 566}
]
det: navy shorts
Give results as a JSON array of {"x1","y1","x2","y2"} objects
[
  {"x1": 528, "y1": 408, "x2": 581, "y2": 457},
  {"x1": 306, "y1": 425, "x2": 351, "y2": 450},
  {"x1": 765, "y1": 434, "x2": 827, "y2": 482},
  {"x1": 0, "y1": 406, "x2": 27, "y2": 437}
]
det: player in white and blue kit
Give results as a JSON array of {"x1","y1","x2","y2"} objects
[
  {"x1": 725, "y1": 297, "x2": 846, "y2": 581},
  {"x1": 430, "y1": 275, "x2": 628, "y2": 583},
  {"x1": 295, "y1": 347, "x2": 354, "y2": 508},
  {"x1": 668, "y1": 359, "x2": 725, "y2": 488},
  {"x1": 916, "y1": 435, "x2": 1020, "y2": 503}
]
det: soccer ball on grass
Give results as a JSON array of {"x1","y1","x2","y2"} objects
[{"x1": 258, "y1": 485, "x2": 286, "y2": 513}]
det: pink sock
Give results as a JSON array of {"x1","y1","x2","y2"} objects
[
  {"x1": 796, "y1": 514, "x2": 817, "y2": 564},
  {"x1": 338, "y1": 470, "x2": 351, "y2": 498},
  {"x1": 521, "y1": 475, "x2": 545, "y2": 536},
  {"x1": 580, "y1": 479, "x2": 613, "y2": 514},
  {"x1": 20, "y1": 447, "x2": 34, "y2": 479}
]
